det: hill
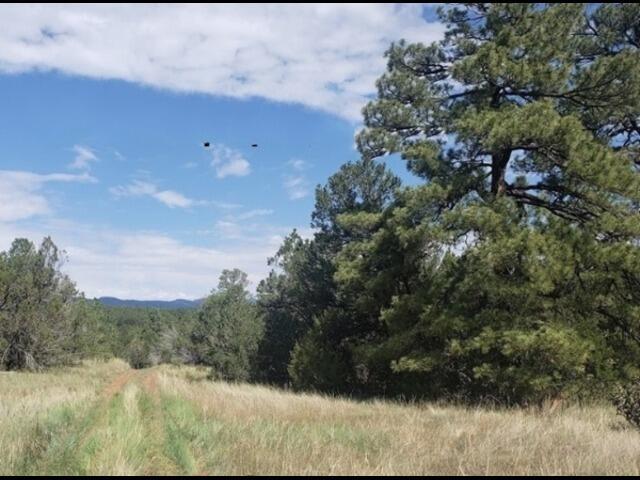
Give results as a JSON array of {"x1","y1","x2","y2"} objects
[{"x1": 97, "y1": 297, "x2": 203, "y2": 310}]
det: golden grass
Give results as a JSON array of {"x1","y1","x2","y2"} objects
[
  {"x1": 2, "y1": 361, "x2": 640, "y2": 476},
  {"x1": 157, "y1": 365, "x2": 640, "y2": 476}
]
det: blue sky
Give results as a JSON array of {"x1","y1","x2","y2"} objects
[{"x1": 0, "y1": 4, "x2": 444, "y2": 299}]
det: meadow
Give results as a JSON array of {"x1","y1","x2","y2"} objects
[{"x1": 1, "y1": 361, "x2": 640, "y2": 476}]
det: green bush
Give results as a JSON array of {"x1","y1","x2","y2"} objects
[{"x1": 126, "y1": 339, "x2": 152, "y2": 369}]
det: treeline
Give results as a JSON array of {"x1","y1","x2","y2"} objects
[
  {"x1": 0, "y1": 237, "x2": 197, "y2": 370},
  {"x1": 0, "y1": 236, "x2": 253, "y2": 375},
  {"x1": 2, "y1": 3, "x2": 640, "y2": 407}
]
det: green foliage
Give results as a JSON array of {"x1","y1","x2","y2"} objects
[
  {"x1": 255, "y1": 231, "x2": 334, "y2": 385},
  {"x1": 312, "y1": 158, "x2": 401, "y2": 252},
  {"x1": 103, "y1": 305, "x2": 197, "y2": 366},
  {"x1": 289, "y1": 320, "x2": 351, "y2": 393},
  {"x1": 257, "y1": 159, "x2": 401, "y2": 390},
  {"x1": 192, "y1": 269, "x2": 263, "y2": 382},
  {"x1": 66, "y1": 298, "x2": 117, "y2": 361},
  {"x1": 126, "y1": 338, "x2": 152, "y2": 369},
  {"x1": 0, "y1": 237, "x2": 78, "y2": 370},
  {"x1": 0, "y1": 234, "x2": 198, "y2": 371}
]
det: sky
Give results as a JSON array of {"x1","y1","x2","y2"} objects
[{"x1": 0, "y1": 4, "x2": 445, "y2": 300}]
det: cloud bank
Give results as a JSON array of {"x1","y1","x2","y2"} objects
[{"x1": 0, "y1": 4, "x2": 445, "y2": 120}]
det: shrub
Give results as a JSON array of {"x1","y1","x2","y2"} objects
[
  {"x1": 612, "y1": 380, "x2": 640, "y2": 430},
  {"x1": 126, "y1": 339, "x2": 152, "y2": 369}
]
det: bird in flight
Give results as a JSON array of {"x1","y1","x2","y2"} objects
[{"x1": 203, "y1": 141, "x2": 258, "y2": 148}]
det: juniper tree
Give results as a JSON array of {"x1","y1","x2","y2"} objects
[
  {"x1": 0, "y1": 237, "x2": 77, "y2": 370},
  {"x1": 192, "y1": 269, "x2": 263, "y2": 382}
]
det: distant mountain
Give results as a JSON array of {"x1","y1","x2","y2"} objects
[{"x1": 97, "y1": 297, "x2": 204, "y2": 310}]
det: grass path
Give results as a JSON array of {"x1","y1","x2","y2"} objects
[
  {"x1": 18, "y1": 366, "x2": 202, "y2": 476},
  {"x1": 4, "y1": 362, "x2": 640, "y2": 475}
]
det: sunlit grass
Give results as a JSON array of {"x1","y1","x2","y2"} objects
[
  {"x1": 2, "y1": 361, "x2": 640, "y2": 475},
  {"x1": 157, "y1": 365, "x2": 640, "y2": 476},
  {"x1": 0, "y1": 359, "x2": 128, "y2": 475}
]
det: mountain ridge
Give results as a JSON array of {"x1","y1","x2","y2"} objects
[{"x1": 96, "y1": 296, "x2": 204, "y2": 310}]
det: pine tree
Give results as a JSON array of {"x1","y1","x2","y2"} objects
[{"x1": 348, "y1": 3, "x2": 640, "y2": 404}]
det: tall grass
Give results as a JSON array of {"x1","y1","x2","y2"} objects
[
  {"x1": 0, "y1": 359, "x2": 128, "y2": 475},
  {"x1": 157, "y1": 365, "x2": 640, "y2": 476},
  {"x1": 2, "y1": 361, "x2": 640, "y2": 475}
]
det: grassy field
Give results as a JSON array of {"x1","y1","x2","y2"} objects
[{"x1": 1, "y1": 361, "x2": 640, "y2": 476}]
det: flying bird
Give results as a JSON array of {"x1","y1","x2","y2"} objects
[{"x1": 204, "y1": 141, "x2": 257, "y2": 148}]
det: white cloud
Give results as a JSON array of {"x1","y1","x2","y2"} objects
[
  {"x1": 110, "y1": 180, "x2": 196, "y2": 209},
  {"x1": 236, "y1": 209, "x2": 274, "y2": 220},
  {"x1": 0, "y1": 220, "x2": 292, "y2": 300},
  {"x1": 283, "y1": 158, "x2": 312, "y2": 200},
  {"x1": 211, "y1": 200, "x2": 243, "y2": 210},
  {"x1": 66, "y1": 232, "x2": 277, "y2": 299},
  {"x1": 0, "y1": 5, "x2": 445, "y2": 121},
  {"x1": 0, "y1": 170, "x2": 96, "y2": 222},
  {"x1": 211, "y1": 219, "x2": 297, "y2": 249},
  {"x1": 70, "y1": 145, "x2": 98, "y2": 171},
  {"x1": 110, "y1": 180, "x2": 241, "y2": 210},
  {"x1": 152, "y1": 190, "x2": 194, "y2": 209},
  {"x1": 284, "y1": 175, "x2": 311, "y2": 200},
  {"x1": 288, "y1": 158, "x2": 307, "y2": 171},
  {"x1": 208, "y1": 144, "x2": 251, "y2": 179}
]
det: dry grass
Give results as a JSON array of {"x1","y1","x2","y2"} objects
[
  {"x1": 2, "y1": 361, "x2": 640, "y2": 475},
  {"x1": 157, "y1": 365, "x2": 640, "y2": 476},
  {"x1": 0, "y1": 359, "x2": 128, "y2": 475}
]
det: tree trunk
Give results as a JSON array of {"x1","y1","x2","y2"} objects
[{"x1": 491, "y1": 149, "x2": 511, "y2": 196}]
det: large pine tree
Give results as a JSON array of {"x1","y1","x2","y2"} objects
[{"x1": 345, "y1": 3, "x2": 640, "y2": 404}]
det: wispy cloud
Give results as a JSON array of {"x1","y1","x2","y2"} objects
[
  {"x1": 110, "y1": 180, "x2": 197, "y2": 209},
  {"x1": 208, "y1": 144, "x2": 251, "y2": 179},
  {"x1": 212, "y1": 219, "x2": 290, "y2": 246},
  {"x1": 0, "y1": 5, "x2": 445, "y2": 121},
  {"x1": 283, "y1": 158, "x2": 311, "y2": 200},
  {"x1": 0, "y1": 170, "x2": 96, "y2": 222},
  {"x1": 284, "y1": 175, "x2": 310, "y2": 200},
  {"x1": 288, "y1": 158, "x2": 307, "y2": 171},
  {"x1": 236, "y1": 209, "x2": 274, "y2": 220},
  {"x1": 70, "y1": 145, "x2": 98, "y2": 171},
  {"x1": 211, "y1": 200, "x2": 243, "y2": 210}
]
